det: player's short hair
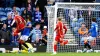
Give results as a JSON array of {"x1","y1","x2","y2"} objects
[{"x1": 92, "y1": 17, "x2": 96, "y2": 22}]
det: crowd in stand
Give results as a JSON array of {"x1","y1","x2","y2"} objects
[
  {"x1": 0, "y1": 0, "x2": 50, "y2": 46},
  {"x1": 0, "y1": 0, "x2": 99, "y2": 47}
]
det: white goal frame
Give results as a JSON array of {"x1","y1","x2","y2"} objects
[{"x1": 46, "y1": 3, "x2": 100, "y2": 53}]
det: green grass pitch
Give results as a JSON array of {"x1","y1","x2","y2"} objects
[{"x1": 0, "y1": 53, "x2": 100, "y2": 56}]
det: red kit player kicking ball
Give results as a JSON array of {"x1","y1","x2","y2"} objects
[
  {"x1": 11, "y1": 12, "x2": 31, "y2": 53},
  {"x1": 52, "y1": 17, "x2": 72, "y2": 55}
]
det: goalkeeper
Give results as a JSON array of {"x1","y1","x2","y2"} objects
[{"x1": 10, "y1": 42, "x2": 34, "y2": 53}]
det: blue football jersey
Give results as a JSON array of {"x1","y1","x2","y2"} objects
[{"x1": 89, "y1": 22, "x2": 98, "y2": 37}]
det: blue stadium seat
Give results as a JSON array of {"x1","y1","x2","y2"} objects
[
  {"x1": 78, "y1": 18, "x2": 84, "y2": 23},
  {"x1": 21, "y1": 7, "x2": 25, "y2": 12},
  {"x1": 0, "y1": 16, "x2": 7, "y2": 21},
  {"x1": 5, "y1": 7, "x2": 12, "y2": 13},
  {"x1": 97, "y1": 17, "x2": 100, "y2": 30},
  {"x1": 0, "y1": 12, "x2": 7, "y2": 17},
  {"x1": 71, "y1": 22, "x2": 80, "y2": 28},
  {"x1": 0, "y1": 8, "x2": 5, "y2": 12},
  {"x1": 16, "y1": 7, "x2": 21, "y2": 12}
]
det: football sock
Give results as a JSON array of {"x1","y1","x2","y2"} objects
[
  {"x1": 19, "y1": 43, "x2": 22, "y2": 50},
  {"x1": 23, "y1": 43, "x2": 29, "y2": 48},
  {"x1": 54, "y1": 45, "x2": 57, "y2": 52},
  {"x1": 87, "y1": 43, "x2": 91, "y2": 49},
  {"x1": 64, "y1": 40, "x2": 68, "y2": 45}
]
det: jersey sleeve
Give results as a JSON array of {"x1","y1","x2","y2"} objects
[
  {"x1": 89, "y1": 23, "x2": 94, "y2": 33},
  {"x1": 21, "y1": 16, "x2": 25, "y2": 24},
  {"x1": 54, "y1": 24, "x2": 59, "y2": 31},
  {"x1": 63, "y1": 24, "x2": 67, "y2": 34}
]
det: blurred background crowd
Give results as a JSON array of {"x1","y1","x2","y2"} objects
[{"x1": 0, "y1": 0, "x2": 99, "y2": 47}]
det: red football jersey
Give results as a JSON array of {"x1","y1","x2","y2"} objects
[
  {"x1": 13, "y1": 29, "x2": 19, "y2": 36},
  {"x1": 54, "y1": 21, "x2": 67, "y2": 37},
  {"x1": 14, "y1": 15, "x2": 25, "y2": 31}
]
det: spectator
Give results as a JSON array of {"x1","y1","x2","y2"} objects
[
  {"x1": 34, "y1": 6, "x2": 42, "y2": 23},
  {"x1": 42, "y1": 26, "x2": 48, "y2": 46},
  {"x1": 0, "y1": 19, "x2": 3, "y2": 30},
  {"x1": 78, "y1": 23, "x2": 88, "y2": 36},
  {"x1": 71, "y1": 18, "x2": 80, "y2": 34},
  {"x1": 21, "y1": 9, "x2": 32, "y2": 21},
  {"x1": 4, "y1": 14, "x2": 14, "y2": 46},
  {"x1": 0, "y1": 24, "x2": 10, "y2": 45},
  {"x1": 27, "y1": 0, "x2": 34, "y2": 12},
  {"x1": 11, "y1": 28, "x2": 19, "y2": 46},
  {"x1": 78, "y1": 23, "x2": 88, "y2": 45},
  {"x1": 29, "y1": 23, "x2": 42, "y2": 46},
  {"x1": 21, "y1": 9, "x2": 27, "y2": 20},
  {"x1": 4, "y1": 14, "x2": 13, "y2": 32},
  {"x1": 47, "y1": 1, "x2": 53, "y2": 6},
  {"x1": 40, "y1": 19, "x2": 46, "y2": 30},
  {"x1": 36, "y1": 0, "x2": 47, "y2": 18},
  {"x1": 7, "y1": 6, "x2": 19, "y2": 19}
]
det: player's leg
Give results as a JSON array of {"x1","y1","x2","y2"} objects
[
  {"x1": 22, "y1": 42, "x2": 34, "y2": 53},
  {"x1": 18, "y1": 39, "x2": 24, "y2": 53},
  {"x1": 87, "y1": 43, "x2": 93, "y2": 52},
  {"x1": 22, "y1": 35, "x2": 29, "y2": 49},
  {"x1": 91, "y1": 38, "x2": 96, "y2": 46},
  {"x1": 54, "y1": 36, "x2": 59, "y2": 52},
  {"x1": 19, "y1": 35, "x2": 31, "y2": 53},
  {"x1": 52, "y1": 36, "x2": 59, "y2": 55},
  {"x1": 60, "y1": 39, "x2": 68, "y2": 46},
  {"x1": 88, "y1": 37, "x2": 93, "y2": 52},
  {"x1": 18, "y1": 42, "x2": 22, "y2": 53},
  {"x1": 83, "y1": 39, "x2": 88, "y2": 52},
  {"x1": 83, "y1": 39, "x2": 93, "y2": 52},
  {"x1": 14, "y1": 29, "x2": 22, "y2": 53},
  {"x1": 83, "y1": 39, "x2": 88, "y2": 53}
]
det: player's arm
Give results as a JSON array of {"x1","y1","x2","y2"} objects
[
  {"x1": 24, "y1": 19, "x2": 26, "y2": 25},
  {"x1": 11, "y1": 19, "x2": 15, "y2": 26},
  {"x1": 21, "y1": 16, "x2": 26, "y2": 25},
  {"x1": 88, "y1": 24, "x2": 94, "y2": 33},
  {"x1": 63, "y1": 24, "x2": 67, "y2": 34},
  {"x1": 54, "y1": 24, "x2": 59, "y2": 31}
]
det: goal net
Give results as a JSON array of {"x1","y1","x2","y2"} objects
[{"x1": 46, "y1": 3, "x2": 100, "y2": 53}]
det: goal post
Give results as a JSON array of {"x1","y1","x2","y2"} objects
[
  {"x1": 46, "y1": 3, "x2": 100, "y2": 53},
  {"x1": 45, "y1": 6, "x2": 56, "y2": 53}
]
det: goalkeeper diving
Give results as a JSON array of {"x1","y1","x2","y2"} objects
[
  {"x1": 9, "y1": 42, "x2": 34, "y2": 53},
  {"x1": 52, "y1": 17, "x2": 73, "y2": 55}
]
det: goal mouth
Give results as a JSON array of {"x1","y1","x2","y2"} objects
[{"x1": 46, "y1": 3, "x2": 100, "y2": 52}]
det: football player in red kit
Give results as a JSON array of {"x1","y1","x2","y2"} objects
[
  {"x1": 11, "y1": 12, "x2": 29, "y2": 53},
  {"x1": 52, "y1": 17, "x2": 69, "y2": 55},
  {"x1": 11, "y1": 12, "x2": 26, "y2": 32}
]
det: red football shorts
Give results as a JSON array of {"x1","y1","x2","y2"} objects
[{"x1": 55, "y1": 35, "x2": 63, "y2": 43}]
